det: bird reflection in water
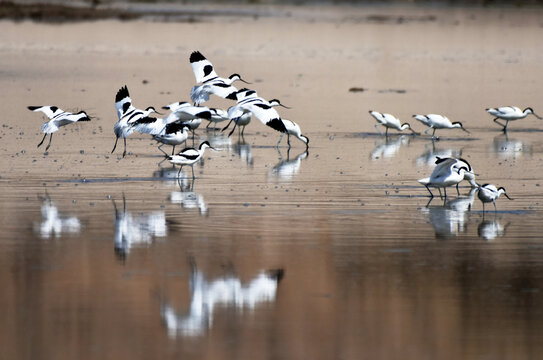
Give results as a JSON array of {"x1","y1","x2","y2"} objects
[
  {"x1": 160, "y1": 260, "x2": 284, "y2": 337},
  {"x1": 112, "y1": 195, "x2": 167, "y2": 260},
  {"x1": 269, "y1": 147, "x2": 308, "y2": 181},
  {"x1": 420, "y1": 188, "x2": 477, "y2": 238},
  {"x1": 415, "y1": 141, "x2": 462, "y2": 167},
  {"x1": 34, "y1": 193, "x2": 81, "y2": 239},
  {"x1": 370, "y1": 135, "x2": 411, "y2": 160},
  {"x1": 170, "y1": 178, "x2": 207, "y2": 215},
  {"x1": 233, "y1": 137, "x2": 253, "y2": 167},
  {"x1": 478, "y1": 217, "x2": 510, "y2": 241},
  {"x1": 491, "y1": 133, "x2": 531, "y2": 159}
]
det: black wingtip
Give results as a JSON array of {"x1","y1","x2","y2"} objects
[
  {"x1": 267, "y1": 118, "x2": 288, "y2": 133},
  {"x1": 115, "y1": 85, "x2": 129, "y2": 103},
  {"x1": 197, "y1": 111, "x2": 212, "y2": 120},
  {"x1": 28, "y1": 106, "x2": 41, "y2": 111},
  {"x1": 268, "y1": 268, "x2": 285, "y2": 282},
  {"x1": 190, "y1": 51, "x2": 206, "y2": 63}
]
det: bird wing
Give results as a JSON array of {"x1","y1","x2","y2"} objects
[
  {"x1": 206, "y1": 81, "x2": 238, "y2": 100},
  {"x1": 115, "y1": 86, "x2": 135, "y2": 119},
  {"x1": 170, "y1": 105, "x2": 211, "y2": 122},
  {"x1": 28, "y1": 106, "x2": 64, "y2": 119},
  {"x1": 244, "y1": 102, "x2": 287, "y2": 133},
  {"x1": 131, "y1": 117, "x2": 162, "y2": 135},
  {"x1": 190, "y1": 51, "x2": 219, "y2": 84},
  {"x1": 496, "y1": 106, "x2": 518, "y2": 115},
  {"x1": 175, "y1": 148, "x2": 200, "y2": 161}
]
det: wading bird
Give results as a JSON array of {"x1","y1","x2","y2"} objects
[
  {"x1": 369, "y1": 110, "x2": 418, "y2": 136},
  {"x1": 413, "y1": 113, "x2": 469, "y2": 139},
  {"x1": 419, "y1": 160, "x2": 475, "y2": 198},
  {"x1": 28, "y1": 105, "x2": 91, "y2": 151},
  {"x1": 168, "y1": 141, "x2": 216, "y2": 180},
  {"x1": 112, "y1": 85, "x2": 159, "y2": 157},
  {"x1": 477, "y1": 184, "x2": 513, "y2": 213},
  {"x1": 486, "y1": 106, "x2": 543, "y2": 132}
]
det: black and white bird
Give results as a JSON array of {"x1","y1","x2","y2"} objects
[
  {"x1": 168, "y1": 141, "x2": 216, "y2": 179},
  {"x1": 161, "y1": 101, "x2": 211, "y2": 138},
  {"x1": 369, "y1": 110, "x2": 418, "y2": 136},
  {"x1": 189, "y1": 51, "x2": 250, "y2": 105},
  {"x1": 413, "y1": 114, "x2": 469, "y2": 139},
  {"x1": 433, "y1": 157, "x2": 478, "y2": 193},
  {"x1": 276, "y1": 119, "x2": 309, "y2": 149},
  {"x1": 223, "y1": 88, "x2": 292, "y2": 140},
  {"x1": 153, "y1": 122, "x2": 191, "y2": 156},
  {"x1": 477, "y1": 184, "x2": 513, "y2": 213},
  {"x1": 112, "y1": 85, "x2": 159, "y2": 157},
  {"x1": 486, "y1": 106, "x2": 543, "y2": 132},
  {"x1": 28, "y1": 105, "x2": 91, "y2": 151},
  {"x1": 418, "y1": 158, "x2": 475, "y2": 198},
  {"x1": 206, "y1": 108, "x2": 230, "y2": 130}
]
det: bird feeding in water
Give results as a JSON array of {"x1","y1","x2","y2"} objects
[
  {"x1": 477, "y1": 184, "x2": 513, "y2": 213},
  {"x1": 276, "y1": 119, "x2": 309, "y2": 150},
  {"x1": 418, "y1": 160, "x2": 475, "y2": 198},
  {"x1": 486, "y1": 106, "x2": 543, "y2": 132},
  {"x1": 28, "y1": 105, "x2": 91, "y2": 151},
  {"x1": 413, "y1": 113, "x2": 469, "y2": 139},
  {"x1": 168, "y1": 141, "x2": 217, "y2": 180},
  {"x1": 189, "y1": 51, "x2": 250, "y2": 105},
  {"x1": 152, "y1": 122, "x2": 191, "y2": 156},
  {"x1": 112, "y1": 85, "x2": 160, "y2": 157},
  {"x1": 369, "y1": 110, "x2": 418, "y2": 136}
]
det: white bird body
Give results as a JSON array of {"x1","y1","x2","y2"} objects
[
  {"x1": 112, "y1": 85, "x2": 159, "y2": 157},
  {"x1": 153, "y1": 122, "x2": 191, "y2": 156},
  {"x1": 477, "y1": 184, "x2": 513, "y2": 212},
  {"x1": 369, "y1": 110, "x2": 416, "y2": 136},
  {"x1": 419, "y1": 158, "x2": 475, "y2": 198},
  {"x1": 28, "y1": 105, "x2": 91, "y2": 151},
  {"x1": 189, "y1": 51, "x2": 248, "y2": 105},
  {"x1": 486, "y1": 106, "x2": 542, "y2": 132},
  {"x1": 168, "y1": 141, "x2": 216, "y2": 179},
  {"x1": 413, "y1": 113, "x2": 469, "y2": 138}
]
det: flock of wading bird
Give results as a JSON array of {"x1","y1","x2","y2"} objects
[{"x1": 27, "y1": 51, "x2": 541, "y2": 212}]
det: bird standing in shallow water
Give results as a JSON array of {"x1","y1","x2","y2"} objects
[
  {"x1": 413, "y1": 114, "x2": 469, "y2": 139},
  {"x1": 28, "y1": 105, "x2": 91, "y2": 151},
  {"x1": 419, "y1": 160, "x2": 475, "y2": 198},
  {"x1": 477, "y1": 184, "x2": 513, "y2": 213},
  {"x1": 486, "y1": 106, "x2": 543, "y2": 132},
  {"x1": 168, "y1": 141, "x2": 216, "y2": 180},
  {"x1": 369, "y1": 110, "x2": 418, "y2": 136},
  {"x1": 112, "y1": 85, "x2": 159, "y2": 157}
]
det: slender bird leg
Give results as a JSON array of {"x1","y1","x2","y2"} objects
[
  {"x1": 228, "y1": 122, "x2": 238, "y2": 137},
  {"x1": 122, "y1": 138, "x2": 127, "y2": 158},
  {"x1": 437, "y1": 187, "x2": 443, "y2": 199},
  {"x1": 375, "y1": 123, "x2": 383, "y2": 135},
  {"x1": 241, "y1": 125, "x2": 246, "y2": 137},
  {"x1": 171, "y1": 146, "x2": 176, "y2": 155},
  {"x1": 432, "y1": 128, "x2": 437, "y2": 139},
  {"x1": 111, "y1": 137, "x2": 119, "y2": 154},
  {"x1": 157, "y1": 144, "x2": 168, "y2": 157},
  {"x1": 385, "y1": 128, "x2": 389, "y2": 137},
  {"x1": 493, "y1": 118, "x2": 507, "y2": 131},
  {"x1": 482, "y1": 203, "x2": 486, "y2": 214},
  {"x1": 222, "y1": 119, "x2": 234, "y2": 132},
  {"x1": 37, "y1": 133, "x2": 47, "y2": 148},
  {"x1": 277, "y1": 133, "x2": 285, "y2": 148},
  {"x1": 45, "y1": 134, "x2": 53, "y2": 151},
  {"x1": 443, "y1": 187, "x2": 448, "y2": 199},
  {"x1": 425, "y1": 185, "x2": 434, "y2": 198},
  {"x1": 493, "y1": 201, "x2": 497, "y2": 212},
  {"x1": 191, "y1": 165, "x2": 195, "y2": 180},
  {"x1": 176, "y1": 165, "x2": 184, "y2": 179},
  {"x1": 206, "y1": 121, "x2": 211, "y2": 129},
  {"x1": 456, "y1": 183, "x2": 460, "y2": 195},
  {"x1": 424, "y1": 127, "x2": 432, "y2": 135},
  {"x1": 287, "y1": 134, "x2": 291, "y2": 148}
]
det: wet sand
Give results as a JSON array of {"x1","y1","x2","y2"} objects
[{"x1": 1, "y1": 3, "x2": 543, "y2": 360}]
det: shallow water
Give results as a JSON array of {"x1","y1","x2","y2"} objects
[
  {"x1": 2, "y1": 128, "x2": 543, "y2": 360},
  {"x1": 2, "y1": 5, "x2": 543, "y2": 359}
]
